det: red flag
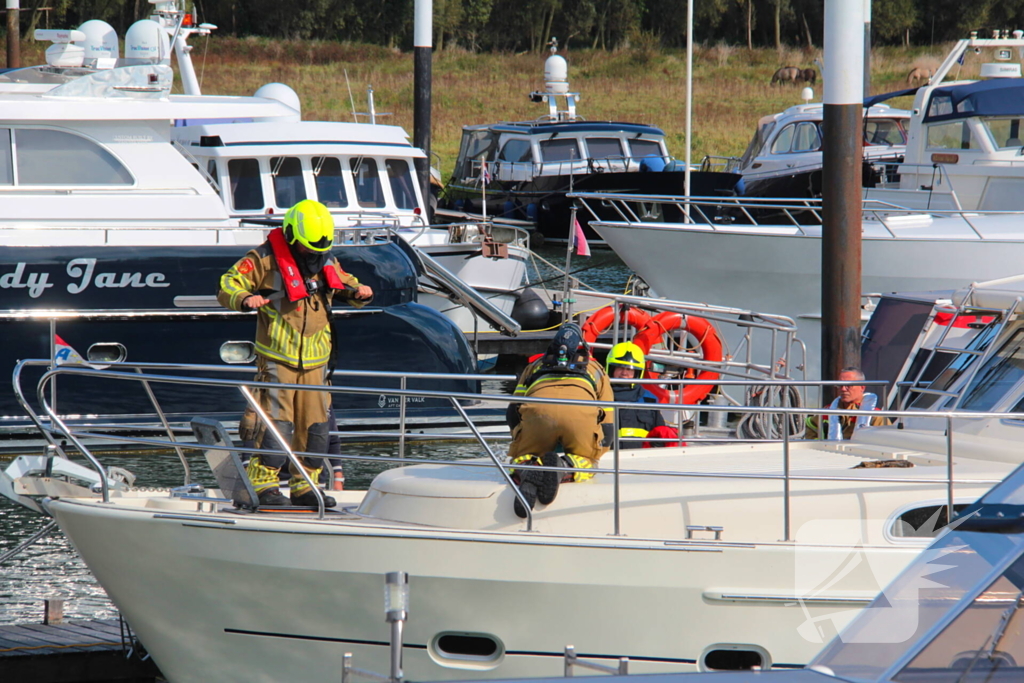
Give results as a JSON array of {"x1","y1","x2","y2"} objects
[{"x1": 573, "y1": 217, "x2": 590, "y2": 257}]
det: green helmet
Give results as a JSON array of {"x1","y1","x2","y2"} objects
[
  {"x1": 606, "y1": 341, "x2": 645, "y2": 378},
  {"x1": 283, "y1": 199, "x2": 334, "y2": 252}
]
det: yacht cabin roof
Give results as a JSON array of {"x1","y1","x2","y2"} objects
[
  {"x1": 466, "y1": 120, "x2": 665, "y2": 136},
  {"x1": 923, "y1": 77, "x2": 1024, "y2": 122},
  {"x1": 0, "y1": 92, "x2": 297, "y2": 122},
  {"x1": 174, "y1": 121, "x2": 424, "y2": 158}
]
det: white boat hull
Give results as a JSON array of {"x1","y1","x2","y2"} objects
[
  {"x1": 591, "y1": 220, "x2": 1024, "y2": 379},
  {"x1": 50, "y1": 496, "x2": 918, "y2": 682}
]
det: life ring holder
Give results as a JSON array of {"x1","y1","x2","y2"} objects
[
  {"x1": 581, "y1": 305, "x2": 653, "y2": 345},
  {"x1": 631, "y1": 311, "x2": 723, "y2": 405}
]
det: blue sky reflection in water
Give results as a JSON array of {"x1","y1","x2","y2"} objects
[{"x1": 0, "y1": 246, "x2": 629, "y2": 624}]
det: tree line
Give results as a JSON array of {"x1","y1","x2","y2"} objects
[{"x1": 20, "y1": 0, "x2": 1024, "y2": 52}]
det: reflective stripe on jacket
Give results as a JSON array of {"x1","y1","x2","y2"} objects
[
  {"x1": 513, "y1": 358, "x2": 614, "y2": 415},
  {"x1": 217, "y1": 241, "x2": 367, "y2": 369}
]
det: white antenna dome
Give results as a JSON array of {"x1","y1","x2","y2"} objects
[
  {"x1": 77, "y1": 20, "x2": 119, "y2": 66},
  {"x1": 124, "y1": 19, "x2": 170, "y2": 64},
  {"x1": 801, "y1": 87, "x2": 814, "y2": 103},
  {"x1": 544, "y1": 54, "x2": 569, "y2": 94},
  {"x1": 254, "y1": 82, "x2": 302, "y2": 118}
]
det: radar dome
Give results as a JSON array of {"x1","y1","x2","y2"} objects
[
  {"x1": 544, "y1": 54, "x2": 569, "y2": 94},
  {"x1": 254, "y1": 83, "x2": 302, "y2": 118},
  {"x1": 77, "y1": 20, "x2": 119, "y2": 65},
  {"x1": 124, "y1": 20, "x2": 170, "y2": 64}
]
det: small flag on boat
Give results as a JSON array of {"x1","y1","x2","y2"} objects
[
  {"x1": 53, "y1": 335, "x2": 85, "y2": 365},
  {"x1": 957, "y1": 50, "x2": 966, "y2": 66},
  {"x1": 573, "y1": 216, "x2": 590, "y2": 257},
  {"x1": 479, "y1": 161, "x2": 491, "y2": 185}
]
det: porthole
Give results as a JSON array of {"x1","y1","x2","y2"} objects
[
  {"x1": 220, "y1": 341, "x2": 256, "y2": 364},
  {"x1": 428, "y1": 632, "x2": 504, "y2": 670},
  {"x1": 888, "y1": 502, "x2": 971, "y2": 539},
  {"x1": 700, "y1": 644, "x2": 771, "y2": 672},
  {"x1": 86, "y1": 343, "x2": 126, "y2": 363}
]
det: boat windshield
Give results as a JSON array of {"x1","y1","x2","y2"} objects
[
  {"x1": 737, "y1": 117, "x2": 776, "y2": 170},
  {"x1": 909, "y1": 322, "x2": 1001, "y2": 411},
  {"x1": 979, "y1": 117, "x2": 1024, "y2": 150},
  {"x1": 454, "y1": 129, "x2": 497, "y2": 181},
  {"x1": 958, "y1": 329, "x2": 1024, "y2": 412},
  {"x1": 864, "y1": 118, "x2": 907, "y2": 146}
]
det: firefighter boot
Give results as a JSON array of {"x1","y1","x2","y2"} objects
[
  {"x1": 289, "y1": 467, "x2": 337, "y2": 508},
  {"x1": 247, "y1": 457, "x2": 288, "y2": 507},
  {"x1": 509, "y1": 454, "x2": 540, "y2": 518},
  {"x1": 535, "y1": 451, "x2": 563, "y2": 505}
]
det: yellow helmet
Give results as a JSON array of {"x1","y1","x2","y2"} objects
[
  {"x1": 283, "y1": 199, "x2": 334, "y2": 252},
  {"x1": 606, "y1": 341, "x2": 645, "y2": 377}
]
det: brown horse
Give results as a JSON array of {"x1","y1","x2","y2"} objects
[
  {"x1": 800, "y1": 68, "x2": 817, "y2": 85},
  {"x1": 906, "y1": 67, "x2": 932, "y2": 86},
  {"x1": 771, "y1": 66, "x2": 801, "y2": 86}
]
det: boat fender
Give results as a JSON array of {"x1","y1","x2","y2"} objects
[
  {"x1": 640, "y1": 155, "x2": 667, "y2": 173},
  {"x1": 511, "y1": 288, "x2": 551, "y2": 330},
  {"x1": 582, "y1": 305, "x2": 652, "y2": 344},
  {"x1": 502, "y1": 200, "x2": 517, "y2": 219},
  {"x1": 526, "y1": 202, "x2": 539, "y2": 221},
  {"x1": 631, "y1": 311, "x2": 722, "y2": 405}
]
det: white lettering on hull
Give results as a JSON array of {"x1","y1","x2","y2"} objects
[{"x1": 0, "y1": 259, "x2": 170, "y2": 299}]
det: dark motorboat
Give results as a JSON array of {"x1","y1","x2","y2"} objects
[{"x1": 437, "y1": 43, "x2": 739, "y2": 244}]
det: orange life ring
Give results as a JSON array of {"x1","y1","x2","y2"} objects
[
  {"x1": 582, "y1": 306, "x2": 652, "y2": 344},
  {"x1": 632, "y1": 311, "x2": 722, "y2": 405}
]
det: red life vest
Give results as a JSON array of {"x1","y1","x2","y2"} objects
[{"x1": 267, "y1": 228, "x2": 346, "y2": 302}]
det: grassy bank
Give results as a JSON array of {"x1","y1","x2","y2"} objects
[{"x1": 12, "y1": 39, "x2": 955, "y2": 177}]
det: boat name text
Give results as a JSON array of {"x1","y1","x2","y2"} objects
[{"x1": 0, "y1": 260, "x2": 170, "y2": 298}]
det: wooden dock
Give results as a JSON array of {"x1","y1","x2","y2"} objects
[{"x1": 0, "y1": 618, "x2": 161, "y2": 682}]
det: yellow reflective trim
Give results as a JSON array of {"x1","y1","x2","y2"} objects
[{"x1": 619, "y1": 427, "x2": 649, "y2": 438}]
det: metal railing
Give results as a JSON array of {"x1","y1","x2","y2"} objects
[
  {"x1": 12, "y1": 359, "x2": 1011, "y2": 540},
  {"x1": 568, "y1": 190, "x2": 1024, "y2": 239}
]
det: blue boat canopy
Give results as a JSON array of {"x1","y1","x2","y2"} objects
[{"x1": 924, "y1": 78, "x2": 1024, "y2": 122}]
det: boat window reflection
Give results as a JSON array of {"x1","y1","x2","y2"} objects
[
  {"x1": 894, "y1": 563, "x2": 1024, "y2": 682},
  {"x1": 228, "y1": 158, "x2": 263, "y2": 211},
  {"x1": 15, "y1": 128, "x2": 132, "y2": 185},
  {"x1": 313, "y1": 156, "x2": 348, "y2": 208},
  {"x1": 791, "y1": 122, "x2": 821, "y2": 153},
  {"x1": 981, "y1": 117, "x2": 1024, "y2": 150},
  {"x1": 960, "y1": 330, "x2": 1024, "y2": 412},
  {"x1": 865, "y1": 119, "x2": 907, "y2": 146},
  {"x1": 350, "y1": 157, "x2": 385, "y2": 208},
  {"x1": 540, "y1": 138, "x2": 580, "y2": 162},
  {"x1": 270, "y1": 156, "x2": 306, "y2": 209},
  {"x1": 910, "y1": 323, "x2": 1000, "y2": 410},
  {"x1": 0, "y1": 129, "x2": 10, "y2": 185},
  {"x1": 770, "y1": 124, "x2": 796, "y2": 154},
  {"x1": 586, "y1": 137, "x2": 625, "y2": 159},
  {"x1": 927, "y1": 121, "x2": 974, "y2": 150},
  {"x1": 498, "y1": 139, "x2": 532, "y2": 163},
  {"x1": 386, "y1": 159, "x2": 416, "y2": 210},
  {"x1": 628, "y1": 138, "x2": 663, "y2": 161}
]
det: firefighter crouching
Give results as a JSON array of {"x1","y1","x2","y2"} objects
[
  {"x1": 218, "y1": 199, "x2": 373, "y2": 507},
  {"x1": 505, "y1": 323, "x2": 614, "y2": 518}
]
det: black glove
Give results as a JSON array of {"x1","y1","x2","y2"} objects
[{"x1": 601, "y1": 422, "x2": 615, "y2": 448}]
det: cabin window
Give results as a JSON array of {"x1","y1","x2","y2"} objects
[
  {"x1": 15, "y1": 129, "x2": 133, "y2": 185},
  {"x1": 586, "y1": 137, "x2": 625, "y2": 160},
  {"x1": 539, "y1": 138, "x2": 581, "y2": 162},
  {"x1": 228, "y1": 158, "x2": 263, "y2": 211},
  {"x1": 890, "y1": 504, "x2": 969, "y2": 538},
  {"x1": 865, "y1": 119, "x2": 906, "y2": 146},
  {"x1": 790, "y1": 122, "x2": 821, "y2": 153},
  {"x1": 385, "y1": 159, "x2": 416, "y2": 210},
  {"x1": 498, "y1": 139, "x2": 532, "y2": 163},
  {"x1": 270, "y1": 156, "x2": 306, "y2": 208},
  {"x1": 0, "y1": 129, "x2": 11, "y2": 184},
  {"x1": 313, "y1": 156, "x2": 348, "y2": 208},
  {"x1": 959, "y1": 330, "x2": 1024, "y2": 412},
  {"x1": 927, "y1": 94, "x2": 953, "y2": 118},
  {"x1": 456, "y1": 129, "x2": 497, "y2": 180},
  {"x1": 350, "y1": 157, "x2": 385, "y2": 208},
  {"x1": 769, "y1": 124, "x2": 796, "y2": 154},
  {"x1": 909, "y1": 322, "x2": 1000, "y2": 410},
  {"x1": 629, "y1": 138, "x2": 663, "y2": 161},
  {"x1": 927, "y1": 121, "x2": 973, "y2": 150},
  {"x1": 981, "y1": 117, "x2": 1024, "y2": 149}
]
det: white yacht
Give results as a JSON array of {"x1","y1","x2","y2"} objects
[{"x1": 14, "y1": 278, "x2": 1024, "y2": 680}]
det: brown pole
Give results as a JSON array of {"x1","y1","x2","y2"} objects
[
  {"x1": 6, "y1": 0, "x2": 19, "y2": 70},
  {"x1": 821, "y1": 0, "x2": 864, "y2": 400}
]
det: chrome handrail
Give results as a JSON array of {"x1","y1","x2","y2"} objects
[{"x1": 14, "y1": 359, "x2": 1015, "y2": 539}]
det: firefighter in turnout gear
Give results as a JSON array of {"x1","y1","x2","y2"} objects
[
  {"x1": 218, "y1": 199, "x2": 373, "y2": 507},
  {"x1": 505, "y1": 322, "x2": 614, "y2": 518},
  {"x1": 605, "y1": 342, "x2": 680, "y2": 448}
]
